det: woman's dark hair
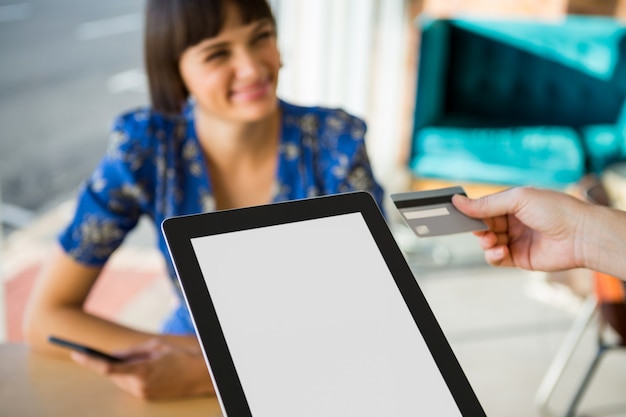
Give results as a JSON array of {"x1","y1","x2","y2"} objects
[{"x1": 145, "y1": 0, "x2": 276, "y2": 115}]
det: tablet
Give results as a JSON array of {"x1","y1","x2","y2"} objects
[{"x1": 162, "y1": 191, "x2": 486, "y2": 416}]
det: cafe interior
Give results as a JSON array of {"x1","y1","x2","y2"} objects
[{"x1": 2, "y1": 0, "x2": 626, "y2": 416}]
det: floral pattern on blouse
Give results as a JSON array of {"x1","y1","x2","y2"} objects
[{"x1": 59, "y1": 99, "x2": 385, "y2": 325}]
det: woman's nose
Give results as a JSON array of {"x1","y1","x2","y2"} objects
[{"x1": 232, "y1": 48, "x2": 262, "y2": 79}]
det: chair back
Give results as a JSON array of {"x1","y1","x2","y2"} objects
[{"x1": 594, "y1": 272, "x2": 626, "y2": 343}]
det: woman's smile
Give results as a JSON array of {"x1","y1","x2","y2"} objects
[{"x1": 230, "y1": 77, "x2": 273, "y2": 103}]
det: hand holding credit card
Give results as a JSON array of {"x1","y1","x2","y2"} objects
[{"x1": 391, "y1": 186, "x2": 488, "y2": 237}]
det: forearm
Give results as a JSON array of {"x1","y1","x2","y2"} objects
[
  {"x1": 24, "y1": 298, "x2": 201, "y2": 358},
  {"x1": 580, "y1": 204, "x2": 626, "y2": 281},
  {"x1": 23, "y1": 304, "x2": 156, "y2": 357},
  {"x1": 23, "y1": 246, "x2": 160, "y2": 356}
]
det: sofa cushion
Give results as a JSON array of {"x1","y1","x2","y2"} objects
[
  {"x1": 581, "y1": 124, "x2": 626, "y2": 174},
  {"x1": 410, "y1": 126, "x2": 585, "y2": 188}
]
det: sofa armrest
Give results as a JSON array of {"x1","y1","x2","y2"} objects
[{"x1": 412, "y1": 18, "x2": 451, "y2": 132}]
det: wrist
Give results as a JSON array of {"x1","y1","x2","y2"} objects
[
  {"x1": 574, "y1": 204, "x2": 590, "y2": 271},
  {"x1": 579, "y1": 204, "x2": 623, "y2": 278},
  {"x1": 159, "y1": 334, "x2": 202, "y2": 352},
  {"x1": 592, "y1": 207, "x2": 626, "y2": 280},
  {"x1": 186, "y1": 350, "x2": 214, "y2": 396}
]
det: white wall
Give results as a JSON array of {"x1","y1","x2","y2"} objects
[{"x1": 270, "y1": 0, "x2": 412, "y2": 194}]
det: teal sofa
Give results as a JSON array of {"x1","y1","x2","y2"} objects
[{"x1": 409, "y1": 15, "x2": 626, "y2": 188}]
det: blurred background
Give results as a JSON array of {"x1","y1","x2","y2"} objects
[
  {"x1": 1, "y1": 0, "x2": 146, "y2": 226},
  {"x1": 2, "y1": 1, "x2": 626, "y2": 416},
  {"x1": 0, "y1": 0, "x2": 412, "y2": 231}
]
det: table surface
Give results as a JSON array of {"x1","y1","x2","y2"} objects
[{"x1": 0, "y1": 343, "x2": 223, "y2": 417}]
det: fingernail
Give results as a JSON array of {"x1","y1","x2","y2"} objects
[{"x1": 452, "y1": 194, "x2": 467, "y2": 203}]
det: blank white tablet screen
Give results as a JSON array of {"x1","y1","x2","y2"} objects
[{"x1": 191, "y1": 212, "x2": 462, "y2": 416}]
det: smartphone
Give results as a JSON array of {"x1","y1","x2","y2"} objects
[{"x1": 48, "y1": 335, "x2": 124, "y2": 363}]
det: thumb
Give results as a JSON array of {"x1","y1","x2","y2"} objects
[
  {"x1": 451, "y1": 193, "x2": 484, "y2": 219},
  {"x1": 452, "y1": 190, "x2": 517, "y2": 219}
]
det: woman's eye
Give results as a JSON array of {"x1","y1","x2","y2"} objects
[
  {"x1": 254, "y1": 30, "x2": 274, "y2": 43},
  {"x1": 205, "y1": 50, "x2": 228, "y2": 62}
]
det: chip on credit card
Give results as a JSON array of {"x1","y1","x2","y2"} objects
[{"x1": 390, "y1": 186, "x2": 488, "y2": 237}]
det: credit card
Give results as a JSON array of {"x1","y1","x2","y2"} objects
[{"x1": 391, "y1": 186, "x2": 488, "y2": 237}]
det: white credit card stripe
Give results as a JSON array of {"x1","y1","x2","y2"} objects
[{"x1": 403, "y1": 207, "x2": 450, "y2": 219}]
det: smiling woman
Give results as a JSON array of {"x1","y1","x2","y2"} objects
[
  {"x1": 178, "y1": 11, "x2": 280, "y2": 123},
  {"x1": 22, "y1": 0, "x2": 384, "y2": 401},
  {"x1": 145, "y1": 0, "x2": 277, "y2": 115}
]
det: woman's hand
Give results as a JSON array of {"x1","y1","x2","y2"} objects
[{"x1": 70, "y1": 338, "x2": 214, "y2": 400}]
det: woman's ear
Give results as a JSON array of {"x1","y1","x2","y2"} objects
[{"x1": 277, "y1": 48, "x2": 283, "y2": 69}]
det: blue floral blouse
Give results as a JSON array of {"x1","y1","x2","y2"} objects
[{"x1": 59, "y1": 99, "x2": 385, "y2": 334}]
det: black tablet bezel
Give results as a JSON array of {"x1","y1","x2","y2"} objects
[{"x1": 162, "y1": 191, "x2": 486, "y2": 416}]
